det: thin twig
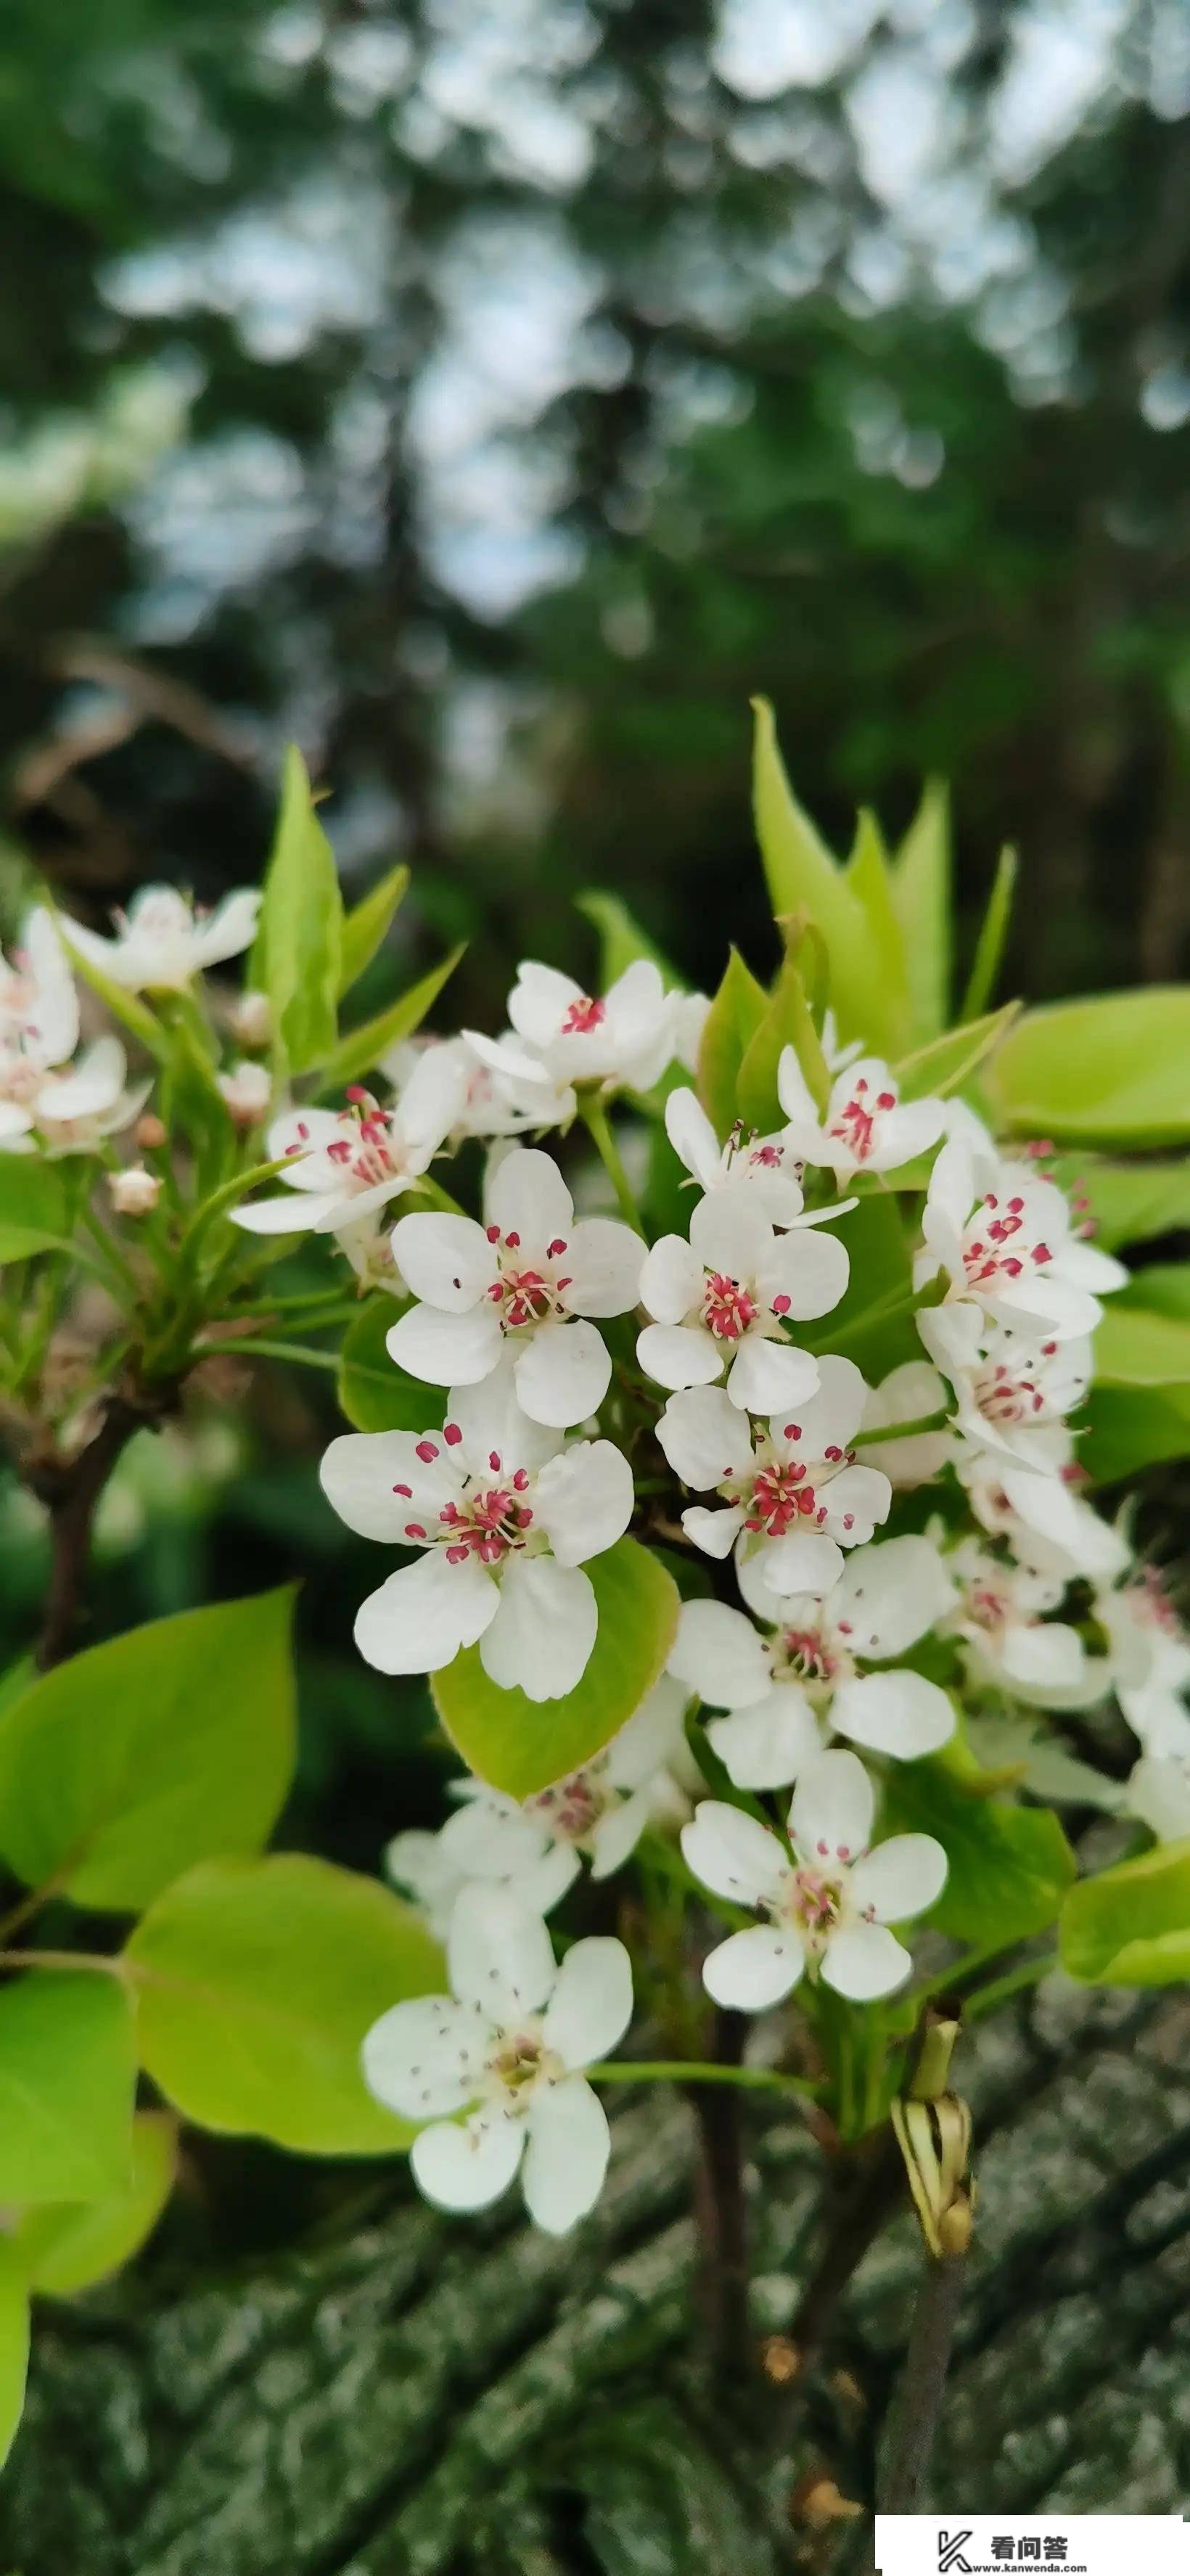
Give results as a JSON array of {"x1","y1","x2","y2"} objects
[
  {"x1": 685, "y1": 2006, "x2": 751, "y2": 2379},
  {"x1": 878, "y1": 2249, "x2": 968, "y2": 2512},
  {"x1": 30, "y1": 1389, "x2": 171, "y2": 1670}
]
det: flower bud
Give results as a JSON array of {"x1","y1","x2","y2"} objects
[
  {"x1": 231, "y1": 988, "x2": 272, "y2": 1049},
  {"x1": 135, "y1": 1113, "x2": 168, "y2": 1152},
  {"x1": 109, "y1": 1164, "x2": 161, "y2": 1217},
  {"x1": 218, "y1": 1059, "x2": 272, "y2": 1126}
]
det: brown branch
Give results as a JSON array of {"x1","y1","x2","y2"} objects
[
  {"x1": 789, "y1": 2128, "x2": 904, "y2": 2372},
  {"x1": 877, "y1": 2249, "x2": 968, "y2": 2514},
  {"x1": 31, "y1": 1390, "x2": 171, "y2": 1671},
  {"x1": 685, "y1": 2006, "x2": 751, "y2": 2379}
]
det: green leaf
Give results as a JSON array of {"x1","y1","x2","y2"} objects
[
  {"x1": 337, "y1": 1299, "x2": 447, "y2": 1434},
  {"x1": 750, "y1": 697, "x2": 890, "y2": 1049},
  {"x1": 1061, "y1": 1838, "x2": 1190, "y2": 1985},
  {"x1": 1080, "y1": 1382, "x2": 1190, "y2": 1485},
  {"x1": 1082, "y1": 1274, "x2": 1190, "y2": 1480},
  {"x1": 0, "y1": 2248, "x2": 29, "y2": 2469},
  {"x1": 960, "y1": 843, "x2": 1017, "y2": 1022},
  {"x1": 0, "y1": 1972, "x2": 135, "y2": 2203},
  {"x1": 845, "y1": 807, "x2": 911, "y2": 1053},
  {"x1": 338, "y1": 864, "x2": 411, "y2": 996},
  {"x1": 879, "y1": 1757, "x2": 1075, "y2": 1946},
  {"x1": 576, "y1": 893, "x2": 682, "y2": 987},
  {"x1": 894, "y1": 999, "x2": 1020, "y2": 1103},
  {"x1": 892, "y1": 779, "x2": 951, "y2": 1041},
  {"x1": 0, "y1": 1160, "x2": 71, "y2": 1263},
  {"x1": 985, "y1": 988, "x2": 1190, "y2": 1148},
  {"x1": 126, "y1": 1855, "x2": 443, "y2": 2153},
  {"x1": 695, "y1": 948, "x2": 767, "y2": 1135},
  {"x1": 432, "y1": 1538, "x2": 680, "y2": 1800},
  {"x1": 1092, "y1": 1293, "x2": 1190, "y2": 1387},
  {"x1": 0, "y1": 1589, "x2": 297, "y2": 1912},
  {"x1": 252, "y1": 747, "x2": 343, "y2": 1073},
  {"x1": 736, "y1": 943, "x2": 829, "y2": 1131},
  {"x1": 10, "y1": 2110, "x2": 176, "y2": 2296},
  {"x1": 802, "y1": 1195, "x2": 917, "y2": 1377},
  {"x1": 316, "y1": 945, "x2": 464, "y2": 1096},
  {"x1": 1054, "y1": 1158, "x2": 1190, "y2": 1252}
]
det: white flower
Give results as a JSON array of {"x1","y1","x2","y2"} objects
[
  {"x1": 673, "y1": 990, "x2": 710, "y2": 1072},
  {"x1": 229, "y1": 988, "x2": 272, "y2": 1049},
  {"x1": 658, "y1": 1357, "x2": 891, "y2": 1584},
  {"x1": 319, "y1": 1357, "x2": 633, "y2": 1699},
  {"x1": 944, "y1": 1535, "x2": 1104, "y2": 1705},
  {"x1": 384, "y1": 1828, "x2": 477, "y2": 1938},
  {"x1": 681, "y1": 1749, "x2": 946, "y2": 2006},
  {"x1": 821, "y1": 1009, "x2": 863, "y2": 1075},
  {"x1": 664, "y1": 1086, "x2": 813, "y2": 1228},
  {"x1": 1125, "y1": 1752, "x2": 1190, "y2": 1842},
  {"x1": 638, "y1": 1189, "x2": 846, "y2": 1412},
  {"x1": 362, "y1": 1884, "x2": 632, "y2": 2233},
  {"x1": 63, "y1": 885, "x2": 261, "y2": 993},
  {"x1": 1098, "y1": 1570, "x2": 1190, "y2": 1755},
  {"x1": 217, "y1": 1059, "x2": 273, "y2": 1126},
  {"x1": 383, "y1": 1033, "x2": 575, "y2": 1141},
  {"x1": 858, "y1": 1358, "x2": 953, "y2": 1486},
  {"x1": 429, "y1": 1677, "x2": 691, "y2": 1909},
  {"x1": 387, "y1": 1146, "x2": 643, "y2": 1429},
  {"x1": 109, "y1": 1163, "x2": 160, "y2": 1217},
  {"x1": 1, "y1": 1034, "x2": 149, "y2": 1158},
  {"x1": 959, "y1": 1451, "x2": 1128, "y2": 1586},
  {"x1": 669, "y1": 1537, "x2": 956, "y2": 1789},
  {"x1": 916, "y1": 1125, "x2": 1126, "y2": 1341},
  {"x1": 919, "y1": 1303, "x2": 1091, "y2": 1472},
  {"x1": 231, "y1": 1052, "x2": 464, "y2": 1238},
  {"x1": 777, "y1": 1048, "x2": 946, "y2": 1184},
  {"x1": 468, "y1": 958, "x2": 681, "y2": 1097},
  {"x1": 0, "y1": 907, "x2": 78, "y2": 1066}
]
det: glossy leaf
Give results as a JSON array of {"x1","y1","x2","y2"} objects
[
  {"x1": 985, "y1": 987, "x2": 1190, "y2": 1147},
  {"x1": 1062, "y1": 1839, "x2": 1190, "y2": 1985},
  {"x1": 338, "y1": 864, "x2": 410, "y2": 996},
  {"x1": 0, "y1": 2250, "x2": 28, "y2": 2471},
  {"x1": 432, "y1": 1537, "x2": 680, "y2": 1800},
  {"x1": 576, "y1": 892, "x2": 682, "y2": 987},
  {"x1": 892, "y1": 778, "x2": 951, "y2": 1041},
  {"x1": 1092, "y1": 1292, "x2": 1190, "y2": 1387},
  {"x1": 880, "y1": 1757, "x2": 1075, "y2": 1946},
  {"x1": 0, "y1": 1160, "x2": 71, "y2": 1263},
  {"x1": 696, "y1": 947, "x2": 767, "y2": 1135},
  {"x1": 736, "y1": 942, "x2": 828, "y2": 1131},
  {"x1": 337, "y1": 1298, "x2": 447, "y2": 1435},
  {"x1": 1055, "y1": 1159, "x2": 1190, "y2": 1252},
  {"x1": 895, "y1": 999, "x2": 1020, "y2": 1103},
  {"x1": 0, "y1": 1589, "x2": 296, "y2": 1911},
  {"x1": 11, "y1": 2112, "x2": 176, "y2": 2296},
  {"x1": 127, "y1": 1855, "x2": 443, "y2": 2153},
  {"x1": 1081, "y1": 1385, "x2": 1190, "y2": 1486},
  {"x1": 750, "y1": 697, "x2": 890, "y2": 1048},
  {"x1": 845, "y1": 807, "x2": 911, "y2": 1054},
  {"x1": 960, "y1": 843, "x2": 1017, "y2": 1022},
  {"x1": 251, "y1": 746, "x2": 343, "y2": 1073},
  {"x1": 0, "y1": 1973, "x2": 135, "y2": 2204},
  {"x1": 316, "y1": 945, "x2": 464, "y2": 1097}
]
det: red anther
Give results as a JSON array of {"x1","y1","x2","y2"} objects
[
  {"x1": 404, "y1": 1522, "x2": 427, "y2": 1541},
  {"x1": 547, "y1": 1237, "x2": 567, "y2": 1258},
  {"x1": 824, "y1": 1445, "x2": 842, "y2": 1462},
  {"x1": 771, "y1": 1293, "x2": 791, "y2": 1316},
  {"x1": 296, "y1": 1120, "x2": 309, "y2": 1139},
  {"x1": 512, "y1": 1468, "x2": 530, "y2": 1491},
  {"x1": 393, "y1": 1482, "x2": 413, "y2": 1498},
  {"x1": 876, "y1": 1090, "x2": 895, "y2": 1110},
  {"x1": 443, "y1": 1422, "x2": 462, "y2": 1444},
  {"x1": 415, "y1": 1440, "x2": 440, "y2": 1462},
  {"x1": 506, "y1": 1231, "x2": 520, "y2": 1250},
  {"x1": 345, "y1": 1086, "x2": 369, "y2": 1104},
  {"x1": 489, "y1": 1451, "x2": 501, "y2": 1471},
  {"x1": 486, "y1": 1223, "x2": 501, "y2": 1242},
  {"x1": 784, "y1": 1424, "x2": 801, "y2": 1441}
]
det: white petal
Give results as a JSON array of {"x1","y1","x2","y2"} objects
[
  {"x1": 749, "y1": 1532, "x2": 845, "y2": 1601},
  {"x1": 680, "y1": 1800, "x2": 789, "y2": 1907},
  {"x1": 637, "y1": 1321, "x2": 723, "y2": 1390},
  {"x1": 639, "y1": 1234, "x2": 702, "y2": 1326},
  {"x1": 871, "y1": 1098, "x2": 946, "y2": 1170},
  {"x1": 725, "y1": 1334, "x2": 820, "y2": 1413},
  {"x1": 543, "y1": 1935, "x2": 633, "y2": 2066},
  {"x1": 681, "y1": 1504, "x2": 745, "y2": 1558},
  {"x1": 848, "y1": 1832, "x2": 948, "y2": 1923},
  {"x1": 664, "y1": 1086, "x2": 721, "y2": 1187},
  {"x1": 448, "y1": 1350, "x2": 561, "y2": 1479},
  {"x1": 320, "y1": 1429, "x2": 459, "y2": 1540},
  {"x1": 835, "y1": 1535, "x2": 957, "y2": 1658},
  {"x1": 604, "y1": 1674, "x2": 688, "y2": 1789},
  {"x1": 655, "y1": 1385, "x2": 752, "y2": 1490},
  {"x1": 485, "y1": 1144, "x2": 573, "y2": 1247},
  {"x1": 760, "y1": 1228, "x2": 850, "y2": 1322},
  {"x1": 390, "y1": 1213, "x2": 495, "y2": 1310},
  {"x1": 668, "y1": 1599, "x2": 773, "y2": 1710},
  {"x1": 790, "y1": 1748, "x2": 873, "y2": 1867},
  {"x1": 522, "y1": 2077, "x2": 610, "y2": 2234},
  {"x1": 36, "y1": 1034, "x2": 126, "y2": 1119},
  {"x1": 514, "y1": 1318, "x2": 611, "y2": 1428},
  {"x1": 387, "y1": 1301, "x2": 505, "y2": 1387},
  {"x1": 437, "y1": 1797, "x2": 545, "y2": 1880},
  {"x1": 361, "y1": 1995, "x2": 485, "y2": 2120},
  {"x1": 354, "y1": 1551, "x2": 497, "y2": 1675},
  {"x1": 231, "y1": 1191, "x2": 324, "y2": 1234},
  {"x1": 776, "y1": 1044, "x2": 819, "y2": 1125},
  {"x1": 830, "y1": 1671, "x2": 955, "y2": 1761},
  {"x1": 998, "y1": 1620, "x2": 1088, "y2": 1694},
  {"x1": 707, "y1": 1688, "x2": 822, "y2": 1790},
  {"x1": 821, "y1": 1924, "x2": 912, "y2": 2001},
  {"x1": 192, "y1": 886, "x2": 261, "y2": 969},
  {"x1": 534, "y1": 1439, "x2": 633, "y2": 1564},
  {"x1": 311, "y1": 1176, "x2": 408, "y2": 1234},
  {"x1": 689, "y1": 1186, "x2": 773, "y2": 1279},
  {"x1": 820, "y1": 1463, "x2": 892, "y2": 1546},
  {"x1": 479, "y1": 1558, "x2": 598, "y2": 1699},
  {"x1": 411, "y1": 2112, "x2": 525, "y2": 2213},
  {"x1": 775, "y1": 1353, "x2": 869, "y2": 1456},
  {"x1": 448, "y1": 1882, "x2": 557, "y2": 2017},
  {"x1": 563, "y1": 1218, "x2": 644, "y2": 1318},
  {"x1": 509, "y1": 961, "x2": 585, "y2": 1045},
  {"x1": 395, "y1": 1043, "x2": 469, "y2": 1157},
  {"x1": 702, "y1": 1924, "x2": 803, "y2": 2011},
  {"x1": 588, "y1": 1787, "x2": 652, "y2": 1878}
]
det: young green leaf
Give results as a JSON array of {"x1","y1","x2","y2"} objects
[
  {"x1": 736, "y1": 940, "x2": 829, "y2": 1130},
  {"x1": 960, "y1": 843, "x2": 1017, "y2": 1022},
  {"x1": 338, "y1": 864, "x2": 411, "y2": 996},
  {"x1": 0, "y1": 1973, "x2": 136, "y2": 2203},
  {"x1": 576, "y1": 891, "x2": 683, "y2": 987},
  {"x1": 695, "y1": 947, "x2": 768, "y2": 1135},
  {"x1": 1054, "y1": 1157, "x2": 1190, "y2": 1253},
  {"x1": 432, "y1": 1538, "x2": 680, "y2": 1800},
  {"x1": 9, "y1": 2111, "x2": 176, "y2": 2296},
  {"x1": 879, "y1": 1757, "x2": 1075, "y2": 1947},
  {"x1": 0, "y1": 2248, "x2": 28, "y2": 2469},
  {"x1": 1061, "y1": 1838, "x2": 1190, "y2": 1985},
  {"x1": 0, "y1": 1160, "x2": 71, "y2": 1263},
  {"x1": 315, "y1": 946, "x2": 464, "y2": 1096},
  {"x1": 126, "y1": 1855, "x2": 444, "y2": 2153},
  {"x1": 1092, "y1": 1292, "x2": 1190, "y2": 1387},
  {"x1": 845, "y1": 807, "x2": 911, "y2": 1054},
  {"x1": 251, "y1": 747, "x2": 344, "y2": 1073},
  {"x1": 337, "y1": 1298, "x2": 447, "y2": 1434},
  {"x1": 892, "y1": 779, "x2": 951, "y2": 1042},
  {"x1": 894, "y1": 998, "x2": 1020, "y2": 1102},
  {"x1": 750, "y1": 697, "x2": 890, "y2": 1049},
  {"x1": 1080, "y1": 1382, "x2": 1190, "y2": 1486},
  {"x1": 984, "y1": 987, "x2": 1190, "y2": 1147},
  {"x1": 0, "y1": 1588, "x2": 297, "y2": 1912}
]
